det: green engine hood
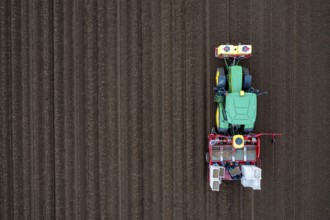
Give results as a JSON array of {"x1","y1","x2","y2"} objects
[
  {"x1": 225, "y1": 93, "x2": 257, "y2": 125},
  {"x1": 228, "y1": 65, "x2": 243, "y2": 93}
]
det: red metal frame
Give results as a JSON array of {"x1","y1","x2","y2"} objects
[{"x1": 207, "y1": 133, "x2": 282, "y2": 181}]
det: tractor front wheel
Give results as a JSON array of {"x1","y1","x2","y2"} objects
[{"x1": 216, "y1": 67, "x2": 226, "y2": 88}]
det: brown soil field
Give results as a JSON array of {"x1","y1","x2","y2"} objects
[{"x1": 1, "y1": 0, "x2": 330, "y2": 219}]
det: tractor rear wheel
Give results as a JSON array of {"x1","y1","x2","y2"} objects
[
  {"x1": 216, "y1": 106, "x2": 220, "y2": 130},
  {"x1": 206, "y1": 152, "x2": 210, "y2": 163}
]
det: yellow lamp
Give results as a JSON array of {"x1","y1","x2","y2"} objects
[{"x1": 233, "y1": 135, "x2": 244, "y2": 149}]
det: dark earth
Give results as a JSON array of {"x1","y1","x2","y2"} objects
[{"x1": 1, "y1": 0, "x2": 330, "y2": 219}]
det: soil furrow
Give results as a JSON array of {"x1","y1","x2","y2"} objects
[
  {"x1": 53, "y1": 0, "x2": 66, "y2": 218},
  {"x1": 127, "y1": 0, "x2": 144, "y2": 219},
  {"x1": 141, "y1": 1, "x2": 154, "y2": 219},
  {"x1": 21, "y1": 0, "x2": 33, "y2": 218},
  {"x1": 30, "y1": 0, "x2": 55, "y2": 218},
  {"x1": 106, "y1": 1, "x2": 120, "y2": 219},
  {"x1": 172, "y1": 0, "x2": 185, "y2": 219},
  {"x1": 0, "y1": 0, "x2": 12, "y2": 219},
  {"x1": 310, "y1": 2, "x2": 330, "y2": 219},
  {"x1": 191, "y1": 0, "x2": 207, "y2": 218},
  {"x1": 161, "y1": 1, "x2": 174, "y2": 219},
  {"x1": 118, "y1": 0, "x2": 129, "y2": 218},
  {"x1": 73, "y1": 0, "x2": 86, "y2": 219},
  {"x1": 292, "y1": 1, "x2": 313, "y2": 220},
  {"x1": 184, "y1": 1, "x2": 195, "y2": 218},
  {"x1": 151, "y1": 0, "x2": 163, "y2": 219},
  {"x1": 11, "y1": 0, "x2": 24, "y2": 219}
]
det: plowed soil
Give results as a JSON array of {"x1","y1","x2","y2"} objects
[{"x1": 1, "y1": 0, "x2": 330, "y2": 219}]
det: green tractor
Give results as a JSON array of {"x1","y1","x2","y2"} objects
[{"x1": 214, "y1": 44, "x2": 265, "y2": 135}]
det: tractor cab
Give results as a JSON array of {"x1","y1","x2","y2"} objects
[{"x1": 225, "y1": 92, "x2": 257, "y2": 129}]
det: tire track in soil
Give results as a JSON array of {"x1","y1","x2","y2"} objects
[
  {"x1": 12, "y1": 0, "x2": 33, "y2": 219},
  {"x1": 97, "y1": 0, "x2": 109, "y2": 218},
  {"x1": 268, "y1": 1, "x2": 287, "y2": 219},
  {"x1": 0, "y1": 0, "x2": 12, "y2": 219},
  {"x1": 30, "y1": 1, "x2": 56, "y2": 219},
  {"x1": 72, "y1": 0, "x2": 86, "y2": 218},
  {"x1": 292, "y1": 1, "x2": 312, "y2": 220},
  {"x1": 126, "y1": 0, "x2": 144, "y2": 219},
  {"x1": 97, "y1": 1, "x2": 110, "y2": 218},
  {"x1": 97, "y1": 0, "x2": 116, "y2": 219},
  {"x1": 107, "y1": 1, "x2": 120, "y2": 219},
  {"x1": 252, "y1": 0, "x2": 274, "y2": 219},
  {"x1": 310, "y1": 2, "x2": 330, "y2": 219},
  {"x1": 118, "y1": 0, "x2": 136, "y2": 219},
  {"x1": 251, "y1": 0, "x2": 274, "y2": 219},
  {"x1": 269, "y1": 1, "x2": 290, "y2": 220},
  {"x1": 10, "y1": 1, "x2": 25, "y2": 219},
  {"x1": 53, "y1": 0, "x2": 76, "y2": 219},
  {"x1": 280, "y1": 1, "x2": 296, "y2": 218},
  {"x1": 141, "y1": 1, "x2": 154, "y2": 219},
  {"x1": 186, "y1": 0, "x2": 210, "y2": 219},
  {"x1": 28, "y1": 1, "x2": 35, "y2": 218},
  {"x1": 117, "y1": 1, "x2": 129, "y2": 219},
  {"x1": 184, "y1": 0, "x2": 194, "y2": 217},
  {"x1": 192, "y1": 0, "x2": 207, "y2": 219},
  {"x1": 118, "y1": 0, "x2": 129, "y2": 219},
  {"x1": 171, "y1": 0, "x2": 185, "y2": 219},
  {"x1": 150, "y1": 0, "x2": 163, "y2": 219},
  {"x1": 161, "y1": 1, "x2": 174, "y2": 219},
  {"x1": 84, "y1": 1, "x2": 100, "y2": 219},
  {"x1": 263, "y1": 1, "x2": 278, "y2": 219}
]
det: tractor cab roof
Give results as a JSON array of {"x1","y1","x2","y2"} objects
[{"x1": 225, "y1": 92, "x2": 257, "y2": 125}]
